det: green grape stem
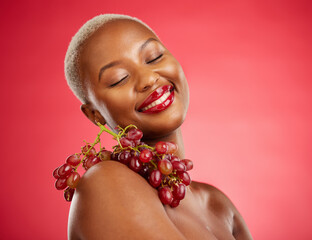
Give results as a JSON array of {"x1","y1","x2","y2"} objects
[{"x1": 74, "y1": 123, "x2": 118, "y2": 171}]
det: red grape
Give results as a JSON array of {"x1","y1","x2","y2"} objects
[
  {"x1": 120, "y1": 137, "x2": 134, "y2": 148},
  {"x1": 83, "y1": 156, "x2": 101, "y2": 170},
  {"x1": 81, "y1": 144, "x2": 96, "y2": 156},
  {"x1": 53, "y1": 167, "x2": 60, "y2": 179},
  {"x1": 149, "y1": 170, "x2": 162, "y2": 188},
  {"x1": 126, "y1": 128, "x2": 143, "y2": 140},
  {"x1": 55, "y1": 177, "x2": 68, "y2": 190},
  {"x1": 177, "y1": 171, "x2": 191, "y2": 186},
  {"x1": 162, "y1": 154, "x2": 172, "y2": 161},
  {"x1": 133, "y1": 139, "x2": 141, "y2": 146},
  {"x1": 172, "y1": 183, "x2": 186, "y2": 200},
  {"x1": 158, "y1": 159, "x2": 173, "y2": 175},
  {"x1": 170, "y1": 155, "x2": 180, "y2": 162},
  {"x1": 170, "y1": 198, "x2": 180, "y2": 208},
  {"x1": 98, "y1": 149, "x2": 111, "y2": 161},
  {"x1": 89, "y1": 156, "x2": 101, "y2": 167},
  {"x1": 111, "y1": 152, "x2": 119, "y2": 161},
  {"x1": 167, "y1": 142, "x2": 178, "y2": 154},
  {"x1": 139, "y1": 149, "x2": 152, "y2": 163},
  {"x1": 171, "y1": 160, "x2": 186, "y2": 172},
  {"x1": 155, "y1": 141, "x2": 168, "y2": 154},
  {"x1": 139, "y1": 164, "x2": 150, "y2": 179},
  {"x1": 129, "y1": 157, "x2": 143, "y2": 172},
  {"x1": 66, "y1": 172, "x2": 81, "y2": 188},
  {"x1": 64, "y1": 187, "x2": 75, "y2": 202},
  {"x1": 181, "y1": 159, "x2": 193, "y2": 171},
  {"x1": 131, "y1": 150, "x2": 140, "y2": 157},
  {"x1": 66, "y1": 154, "x2": 81, "y2": 167},
  {"x1": 118, "y1": 151, "x2": 131, "y2": 165},
  {"x1": 58, "y1": 163, "x2": 73, "y2": 177},
  {"x1": 158, "y1": 186, "x2": 173, "y2": 205}
]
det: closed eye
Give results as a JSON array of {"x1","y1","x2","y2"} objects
[
  {"x1": 110, "y1": 75, "x2": 128, "y2": 87},
  {"x1": 146, "y1": 54, "x2": 163, "y2": 64}
]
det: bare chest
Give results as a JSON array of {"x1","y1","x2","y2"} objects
[{"x1": 164, "y1": 189, "x2": 235, "y2": 240}]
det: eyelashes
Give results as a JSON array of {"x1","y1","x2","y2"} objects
[
  {"x1": 110, "y1": 75, "x2": 128, "y2": 87},
  {"x1": 146, "y1": 54, "x2": 163, "y2": 64},
  {"x1": 109, "y1": 54, "x2": 163, "y2": 87}
]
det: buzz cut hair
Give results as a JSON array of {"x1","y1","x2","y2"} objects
[{"x1": 64, "y1": 14, "x2": 155, "y2": 103}]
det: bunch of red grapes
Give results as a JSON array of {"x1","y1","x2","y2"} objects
[{"x1": 53, "y1": 124, "x2": 193, "y2": 207}]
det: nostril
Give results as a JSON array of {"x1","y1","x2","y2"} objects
[{"x1": 142, "y1": 85, "x2": 150, "y2": 91}]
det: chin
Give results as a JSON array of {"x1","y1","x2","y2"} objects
[{"x1": 139, "y1": 108, "x2": 187, "y2": 140}]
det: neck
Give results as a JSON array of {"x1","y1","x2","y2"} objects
[{"x1": 143, "y1": 128, "x2": 185, "y2": 159}]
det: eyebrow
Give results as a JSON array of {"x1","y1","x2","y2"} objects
[{"x1": 98, "y1": 37, "x2": 159, "y2": 82}]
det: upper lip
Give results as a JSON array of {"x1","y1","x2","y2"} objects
[{"x1": 137, "y1": 85, "x2": 174, "y2": 112}]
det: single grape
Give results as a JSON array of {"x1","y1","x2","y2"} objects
[
  {"x1": 171, "y1": 160, "x2": 186, "y2": 172},
  {"x1": 170, "y1": 198, "x2": 180, "y2": 208},
  {"x1": 133, "y1": 139, "x2": 141, "y2": 146},
  {"x1": 66, "y1": 154, "x2": 81, "y2": 167},
  {"x1": 170, "y1": 155, "x2": 180, "y2": 162},
  {"x1": 158, "y1": 186, "x2": 173, "y2": 205},
  {"x1": 162, "y1": 154, "x2": 172, "y2": 161},
  {"x1": 158, "y1": 159, "x2": 173, "y2": 175},
  {"x1": 55, "y1": 177, "x2": 68, "y2": 190},
  {"x1": 126, "y1": 128, "x2": 143, "y2": 140},
  {"x1": 111, "y1": 152, "x2": 119, "y2": 161},
  {"x1": 177, "y1": 171, "x2": 191, "y2": 186},
  {"x1": 83, "y1": 156, "x2": 93, "y2": 170},
  {"x1": 118, "y1": 151, "x2": 131, "y2": 165},
  {"x1": 53, "y1": 167, "x2": 60, "y2": 179},
  {"x1": 83, "y1": 156, "x2": 101, "y2": 170},
  {"x1": 64, "y1": 187, "x2": 75, "y2": 202},
  {"x1": 129, "y1": 156, "x2": 143, "y2": 172},
  {"x1": 66, "y1": 172, "x2": 81, "y2": 188},
  {"x1": 58, "y1": 163, "x2": 73, "y2": 177},
  {"x1": 130, "y1": 149, "x2": 140, "y2": 157},
  {"x1": 138, "y1": 142, "x2": 147, "y2": 151},
  {"x1": 181, "y1": 159, "x2": 193, "y2": 171},
  {"x1": 98, "y1": 149, "x2": 111, "y2": 161},
  {"x1": 139, "y1": 164, "x2": 150, "y2": 179},
  {"x1": 81, "y1": 144, "x2": 96, "y2": 156},
  {"x1": 120, "y1": 137, "x2": 134, "y2": 148},
  {"x1": 172, "y1": 183, "x2": 186, "y2": 200},
  {"x1": 149, "y1": 170, "x2": 162, "y2": 188},
  {"x1": 155, "y1": 141, "x2": 168, "y2": 154},
  {"x1": 167, "y1": 142, "x2": 178, "y2": 154},
  {"x1": 139, "y1": 149, "x2": 153, "y2": 163},
  {"x1": 89, "y1": 156, "x2": 101, "y2": 168}
]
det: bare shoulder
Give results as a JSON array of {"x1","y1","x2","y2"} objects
[
  {"x1": 68, "y1": 161, "x2": 187, "y2": 240},
  {"x1": 190, "y1": 181, "x2": 235, "y2": 213},
  {"x1": 190, "y1": 181, "x2": 253, "y2": 240}
]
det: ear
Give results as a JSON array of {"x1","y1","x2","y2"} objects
[{"x1": 81, "y1": 103, "x2": 106, "y2": 126}]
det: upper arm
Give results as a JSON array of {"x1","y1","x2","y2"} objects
[
  {"x1": 232, "y1": 210, "x2": 253, "y2": 240},
  {"x1": 68, "y1": 161, "x2": 187, "y2": 240},
  {"x1": 195, "y1": 182, "x2": 253, "y2": 240},
  {"x1": 211, "y1": 186, "x2": 253, "y2": 240}
]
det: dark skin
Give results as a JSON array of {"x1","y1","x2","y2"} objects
[{"x1": 68, "y1": 19, "x2": 253, "y2": 240}]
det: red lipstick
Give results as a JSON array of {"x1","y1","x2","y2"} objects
[{"x1": 138, "y1": 85, "x2": 174, "y2": 114}]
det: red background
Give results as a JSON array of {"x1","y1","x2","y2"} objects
[{"x1": 1, "y1": 0, "x2": 311, "y2": 239}]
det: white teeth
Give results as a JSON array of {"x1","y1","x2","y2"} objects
[{"x1": 141, "y1": 91, "x2": 171, "y2": 112}]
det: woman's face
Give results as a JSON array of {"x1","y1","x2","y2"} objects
[{"x1": 80, "y1": 19, "x2": 189, "y2": 139}]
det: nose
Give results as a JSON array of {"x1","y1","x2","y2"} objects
[{"x1": 135, "y1": 68, "x2": 159, "y2": 92}]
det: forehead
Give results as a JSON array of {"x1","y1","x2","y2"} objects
[{"x1": 80, "y1": 19, "x2": 158, "y2": 67}]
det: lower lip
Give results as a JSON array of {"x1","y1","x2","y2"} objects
[{"x1": 140, "y1": 90, "x2": 174, "y2": 114}]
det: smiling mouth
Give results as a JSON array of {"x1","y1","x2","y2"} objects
[{"x1": 138, "y1": 85, "x2": 174, "y2": 114}]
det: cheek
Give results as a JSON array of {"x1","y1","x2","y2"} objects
[
  {"x1": 95, "y1": 90, "x2": 136, "y2": 127},
  {"x1": 163, "y1": 59, "x2": 189, "y2": 104}
]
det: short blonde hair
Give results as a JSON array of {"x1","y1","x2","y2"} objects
[{"x1": 64, "y1": 14, "x2": 155, "y2": 103}]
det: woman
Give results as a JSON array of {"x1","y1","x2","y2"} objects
[{"x1": 65, "y1": 14, "x2": 253, "y2": 240}]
